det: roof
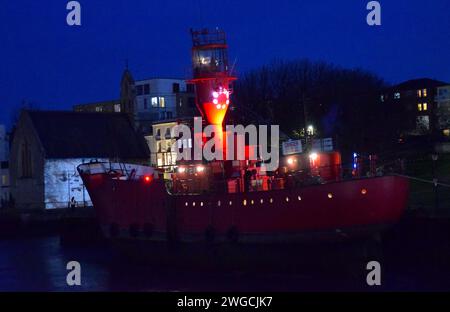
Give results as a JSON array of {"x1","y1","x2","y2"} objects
[
  {"x1": 392, "y1": 78, "x2": 448, "y2": 91},
  {"x1": 25, "y1": 110, "x2": 149, "y2": 159},
  {"x1": 135, "y1": 77, "x2": 188, "y2": 83}
]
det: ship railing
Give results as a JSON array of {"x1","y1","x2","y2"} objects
[{"x1": 77, "y1": 161, "x2": 158, "y2": 181}]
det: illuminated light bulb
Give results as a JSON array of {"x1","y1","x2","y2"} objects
[
  {"x1": 216, "y1": 104, "x2": 221, "y2": 109},
  {"x1": 196, "y1": 165, "x2": 205, "y2": 173},
  {"x1": 212, "y1": 91, "x2": 219, "y2": 98},
  {"x1": 144, "y1": 176, "x2": 151, "y2": 183},
  {"x1": 221, "y1": 104, "x2": 226, "y2": 109},
  {"x1": 287, "y1": 157, "x2": 294, "y2": 165},
  {"x1": 361, "y1": 189, "x2": 367, "y2": 195},
  {"x1": 309, "y1": 153, "x2": 318, "y2": 161},
  {"x1": 226, "y1": 100, "x2": 229, "y2": 105},
  {"x1": 177, "y1": 167, "x2": 185, "y2": 173},
  {"x1": 213, "y1": 99, "x2": 218, "y2": 105}
]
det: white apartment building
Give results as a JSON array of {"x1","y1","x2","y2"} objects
[{"x1": 0, "y1": 125, "x2": 10, "y2": 206}]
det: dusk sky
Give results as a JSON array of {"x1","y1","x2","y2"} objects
[{"x1": 1, "y1": 0, "x2": 450, "y2": 127}]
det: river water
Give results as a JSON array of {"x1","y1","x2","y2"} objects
[{"x1": 0, "y1": 233, "x2": 449, "y2": 292}]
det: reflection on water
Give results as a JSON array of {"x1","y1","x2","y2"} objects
[{"x1": 0, "y1": 235, "x2": 449, "y2": 292}]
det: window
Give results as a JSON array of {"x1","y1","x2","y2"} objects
[
  {"x1": 423, "y1": 103, "x2": 428, "y2": 111},
  {"x1": 143, "y1": 98, "x2": 148, "y2": 110},
  {"x1": 136, "y1": 85, "x2": 143, "y2": 96},
  {"x1": 418, "y1": 103, "x2": 422, "y2": 111},
  {"x1": 114, "y1": 104, "x2": 121, "y2": 112},
  {"x1": 159, "y1": 97, "x2": 165, "y2": 108},
  {"x1": 172, "y1": 83, "x2": 180, "y2": 93},
  {"x1": 188, "y1": 97, "x2": 195, "y2": 108},
  {"x1": 444, "y1": 129, "x2": 450, "y2": 137},
  {"x1": 143, "y1": 84, "x2": 150, "y2": 95},
  {"x1": 417, "y1": 90, "x2": 422, "y2": 98},
  {"x1": 394, "y1": 92, "x2": 401, "y2": 99},
  {"x1": 380, "y1": 95, "x2": 384, "y2": 102},
  {"x1": 20, "y1": 141, "x2": 32, "y2": 178},
  {"x1": 151, "y1": 97, "x2": 158, "y2": 107},
  {"x1": 187, "y1": 84, "x2": 195, "y2": 93},
  {"x1": 1, "y1": 175, "x2": 8, "y2": 186},
  {"x1": 423, "y1": 89, "x2": 427, "y2": 97},
  {"x1": 95, "y1": 106, "x2": 102, "y2": 112}
]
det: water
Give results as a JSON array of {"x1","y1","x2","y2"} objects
[{"x1": 1, "y1": 234, "x2": 449, "y2": 292}]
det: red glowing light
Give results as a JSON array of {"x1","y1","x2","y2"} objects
[
  {"x1": 202, "y1": 88, "x2": 231, "y2": 125},
  {"x1": 144, "y1": 176, "x2": 152, "y2": 183}
]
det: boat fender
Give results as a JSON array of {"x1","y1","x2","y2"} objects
[
  {"x1": 143, "y1": 223, "x2": 154, "y2": 238},
  {"x1": 226, "y1": 226, "x2": 239, "y2": 243},
  {"x1": 205, "y1": 225, "x2": 215, "y2": 243},
  {"x1": 109, "y1": 223, "x2": 119, "y2": 238},
  {"x1": 129, "y1": 223, "x2": 140, "y2": 238}
]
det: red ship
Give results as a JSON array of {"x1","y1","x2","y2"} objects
[{"x1": 77, "y1": 29, "x2": 409, "y2": 262}]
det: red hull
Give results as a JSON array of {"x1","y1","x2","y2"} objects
[{"x1": 79, "y1": 165, "x2": 409, "y2": 243}]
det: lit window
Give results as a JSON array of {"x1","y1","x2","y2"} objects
[
  {"x1": 159, "y1": 97, "x2": 165, "y2": 108},
  {"x1": 1, "y1": 175, "x2": 8, "y2": 186},
  {"x1": 185, "y1": 202, "x2": 188, "y2": 206},
  {"x1": 443, "y1": 129, "x2": 450, "y2": 137},
  {"x1": 229, "y1": 201, "x2": 232, "y2": 206},
  {"x1": 417, "y1": 90, "x2": 422, "y2": 98},
  {"x1": 192, "y1": 202, "x2": 196, "y2": 207},
  {"x1": 114, "y1": 104, "x2": 121, "y2": 112},
  {"x1": 243, "y1": 199, "x2": 247, "y2": 206},
  {"x1": 218, "y1": 200, "x2": 221, "y2": 206},
  {"x1": 394, "y1": 92, "x2": 401, "y2": 99},
  {"x1": 423, "y1": 89, "x2": 427, "y2": 97},
  {"x1": 269, "y1": 198, "x2": 273, "y2": 203},
  {"x1": 251, "y1": 200, "x2": 254, "y2": 205},
  {"x1": 95, "y1": 106, "x2": 102, "y2": 112},
  {"x1": 298, "y1": 196, "x2": 302, "y2": 201},
  {"x1": 200, "y1": 202, "x2": 203, "y2": 207},
  {"x1": 151, "y1": 97, "x2": 158, "y2": 107},
  {"x1": 260, "y1": 199, "x2": 264, "y2": 204},
  {"x1": 418, "y1": 103, "x2": 422, "y2": 111},
  {"x1": 423, "y1": 103, "x2": 428, "y2": 111},
  {"x1": 285, "y1": 197, "x2": 289, "y2": 202}
]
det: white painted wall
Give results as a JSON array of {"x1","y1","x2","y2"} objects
[
  {"x1": 43, "y1": 158, "x2": 107, "y2": 209},
  {"x1": 0, "y1": 125, "x2": 10, "y2": 203}
]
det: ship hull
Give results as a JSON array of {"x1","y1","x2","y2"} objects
[{"x1": 79, "y1": 167, "x2": 409, "y2": 245}]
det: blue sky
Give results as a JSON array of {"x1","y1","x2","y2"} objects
[{"x1": 1, "y1": 0, "x2": 449, "y2": 127}]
